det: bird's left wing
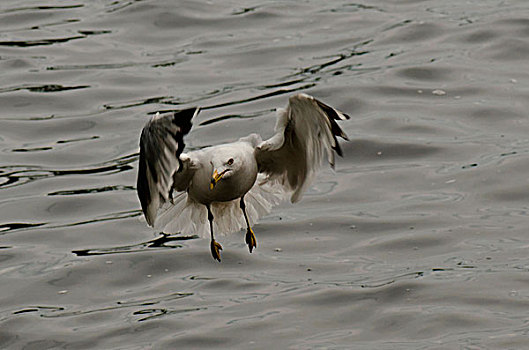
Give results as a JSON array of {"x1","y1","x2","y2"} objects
[
  {"x1": 255, "y1": 93, "x2": 349, "y2": 203},
  {"x1": 137, "y1": 108, "x2": 199, "y2": 226}
]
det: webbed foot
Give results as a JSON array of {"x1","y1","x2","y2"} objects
[
  {"x1": 245, "y1": 227, "x2": 257, "y2": 253},
  {"x1": 210, "y1": 240, "x2": 223, "y2": 262}
]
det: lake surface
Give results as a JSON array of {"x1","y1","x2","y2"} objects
[{"x1": 1, "y1": 0, "x2": 529, "y2": 348}]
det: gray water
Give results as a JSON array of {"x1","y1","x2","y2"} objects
[{"x1": 1, "y1": 0, "x2": 529, "y2": 349}]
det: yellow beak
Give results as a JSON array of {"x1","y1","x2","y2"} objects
[{"x1": 210, "y1": 169, "x2": 225, "y2": 190}]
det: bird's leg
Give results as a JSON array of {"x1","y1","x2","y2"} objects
[
  {"x1": 240, "y1": 196, "x2": 257, "y2": 253},
  {"x1": 207, "y1": 204, "x2": 222, "y2": 262}
]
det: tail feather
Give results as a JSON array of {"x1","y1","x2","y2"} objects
[{"x1": 154, "y1": 175, "x2": 287, "y2": 238}]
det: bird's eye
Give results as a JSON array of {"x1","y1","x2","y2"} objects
[{"x1": 227, "y1": 158, "x2": 234, "y2": 165}]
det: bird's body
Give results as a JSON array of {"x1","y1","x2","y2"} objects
[{"x1": 137, "y1": 93, "x2": 349, "y2": 261}]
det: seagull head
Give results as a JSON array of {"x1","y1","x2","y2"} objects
[{"x1": 210, "y1": 156, "x2": 236, "y2": 190}]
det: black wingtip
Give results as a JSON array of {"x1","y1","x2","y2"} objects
[
  {"x1": 315, "y1": 99, "x2": 349, "y2": 121},
  {"x1": 172, "y1": 107, "x2": 199, "y2": 173},
  {"x1": 333, "y1": 142, "x2": 344, "y2": 157},
  {"x1": 314, "y1": 99, "x2": 349, "y2": 139},
  {"x1": 172, "y1": 107, "x2": 199, "y2": 135},
  {"x1": 313, "y1": 97, "x2": 349, "y2": 158},
  {"x1": 137, "y1": 146, "x2": 155, "y2": 226}
]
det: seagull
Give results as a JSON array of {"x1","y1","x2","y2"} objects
[{"x1": 137, "y1": 93, "x2": 349, "y2": 262}]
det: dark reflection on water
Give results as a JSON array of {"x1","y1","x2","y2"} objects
[
  {"x1": 12, "y1": 292, "x2": 195, "y2": 323},
  {"x1": 0, "y1": 35, "x2": 85, "y2": 47},
  {"x1": 73, "y1": 233, "x2": 198, "y2": 256},
  {"x1": 1, "y1": 0, "x2": 529, "y2": 349},
  {"x1": 198, "y1": 110, "x2": 271, "y2": 126},
  {"x1": 48, "y1": 185, "x2": 134, "y2": 196},
  {"x1": 4, "y1": 4, "x2": 84, "y2": 12},
  {"x1": 51, "y1": 209, "x2": 143, "y2": 229},
  {"x1": 0, "y1": 210, "x2": 140, "y2": 235},
  {"x1": 0, "y1": 222, "x2": 45, "y2": 234},
  {"x1": 0, "y1": 84, "x2": 90, "y2": 93},
  {"x1": 200, "y1": 84, "x2": 317, "y2": 110},
  {"x1": 0, "y1": 154, "x2": 137, "y2": 189}
]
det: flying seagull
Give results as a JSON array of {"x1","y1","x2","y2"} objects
[{"x1": 137, "y1": 93, "x2": 349, "y2": 261}]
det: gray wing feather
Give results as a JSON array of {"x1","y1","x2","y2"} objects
[
  {"x1": 255, "y1": 93, "x2": 349, "y2": 203},
  {"x1": 137, "y1": 108, "x2": 199, "y2": 226}
]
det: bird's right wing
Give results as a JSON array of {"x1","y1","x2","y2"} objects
[
  {"x1": 255, "y1": 94, "x2": 349, "y2": 203},
  {"x1": 137, "y1": 108, "x2": 199, "y2": 226}
]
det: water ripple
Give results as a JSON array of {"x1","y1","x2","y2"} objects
[
  {"x1": 47, "y1": 185, "x2": 134, "y2": 196},
  {"x1": 1, "y1": 5, "x2": 84, "y2": 14},
  {"x1": 0, "y1": 36, "x2": 85, "y2": 47},
  {"x1": 0, "y1": 222, "x2": 45, "y2": 234},
  {"x1": 0, "y1": 209, "x2": 141, "y2": 235},
  {"x1": 72, "y1": 234, "x2": 198, "y2": 256},
  {"x1": 11, "y1": 292, "x2": 194, "y2": 321},
  {"x1": 0, "y1": 153, "x2": 137, "y2": 189},
  {"x1": 1, "y1": 1, "x2": 529, "y2": 348},
  {"x1": 0, "y1": 84, "x2": 90, "y2": 94}
]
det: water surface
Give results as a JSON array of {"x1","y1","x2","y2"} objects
[{"x1": 1, "y1": 0, "x2": 529, "y2": 348}]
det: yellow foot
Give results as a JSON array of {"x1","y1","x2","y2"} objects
[
  {"x1": 210, "y1": 240, "x2": 223, "y2": 262},
  {"x1": 245, "y1": 227, "x2": 257, "y2": 253}
]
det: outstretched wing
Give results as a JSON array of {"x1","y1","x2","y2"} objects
[
  {"x1": 255, "y1": 93, "x2": 349, "y2": 203},
  {"x1": 137, "y1": 108, "x2": 199, "y2": 226}
]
